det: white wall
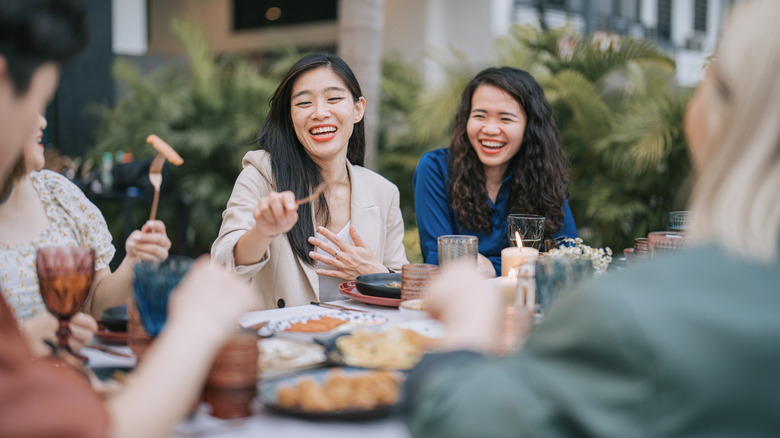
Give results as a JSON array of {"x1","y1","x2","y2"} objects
[{"x1": 112, "y1": 0, "x2": 147, "y2": 55}]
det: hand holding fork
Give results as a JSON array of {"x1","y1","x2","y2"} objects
[{"x1": 145, "y1": 135, "x2": 184, "y2": 224}]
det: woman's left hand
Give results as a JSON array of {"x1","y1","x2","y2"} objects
[
  {"x1": 308, "y1": 225, "x2": 387, "y2": 281},
  {"x1": 126, "y1": 220, "x2": 171, "y2": 261}
]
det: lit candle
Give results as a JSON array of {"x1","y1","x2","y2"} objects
[
  {"x1": 495, "y1": 268, "x2": 519, "y2": 306},
  {"x1": 501, "y1": 232, "x2": 539, "y2": 276}
]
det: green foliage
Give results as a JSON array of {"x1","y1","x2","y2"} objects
[
  {"x1": 91, "y1": 19, "x2": 280, "y2": 254},
  {"x1": 376, "y1": 55, "x2": 427, "y2": 228}
]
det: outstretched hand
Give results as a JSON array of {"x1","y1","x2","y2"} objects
[
  {"x1": 166, "y1": 256, "x2": 258, "y2": 344},
  {"x1": 425, "y1": 261, "x2": 502, "y2": 353},
  {"x1": 308, "y1": 225, "x2": 387, "y2": 281}
]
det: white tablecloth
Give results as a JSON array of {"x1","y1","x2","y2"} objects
[{"x1": 86, "y1": 299, "x2": 413, "y2": 438}]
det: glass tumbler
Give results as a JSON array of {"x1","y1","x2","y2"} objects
[
  {"x1": 401, "y1": 264, "x2": 440, "y2": 301},
  {"x1": 507, "y1": 214, "x2": 546, "y2": 250},
  {"x1": 132, "y1": 256, "x2": 193, "y2": 337},
  {"x1": 668, "y1": 211, "x2": 691, "y2": 232},
  {"x1": 438, "y1": 235, "x2": 479, "y2": 268}
]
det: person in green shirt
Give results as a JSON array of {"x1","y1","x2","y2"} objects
[{"x1": 404, "y1": 1, "x2": 780, "y2": 437}]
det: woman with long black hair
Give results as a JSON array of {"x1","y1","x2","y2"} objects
[
  {"x1": 414, "y1": 67, "x2": 577, "y2": 276},
  {"x1": 212, "y1": 53, "x2": 408, "y2": 308}
]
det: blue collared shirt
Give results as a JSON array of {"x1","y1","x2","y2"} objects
[{"x1": 413, "y1": 148, "x2": 578, "y2": 276}]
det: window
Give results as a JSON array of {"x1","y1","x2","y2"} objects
[
  {"x1": 694, "y1": 0, "x2": 708, "y2": 32},
  {"x1": 657, "y1": 0, "x2": 671, "y2": 40},
  {"x1": 233, "y1": 0, "x2": 338, "y2": 31}
]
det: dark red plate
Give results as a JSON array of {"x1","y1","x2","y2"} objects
[{"x1": 339, "y1": 281, "x2": 402, "y2": 308}]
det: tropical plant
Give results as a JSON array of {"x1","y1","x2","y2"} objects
[{"x1": 91, "y1": 18, "x2": 283, "y2": 255}]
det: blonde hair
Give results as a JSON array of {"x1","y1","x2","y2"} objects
[{"x1": 688, "y1": 0, "x2": 780, "y2": 263}]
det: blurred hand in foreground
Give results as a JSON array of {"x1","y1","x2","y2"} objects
[
  {"x1": 425, "y1": 261, "x2": 503, "y2": 353},
  {"x1": 166, "y1": 256, "x2": 258, "y2": 344}
]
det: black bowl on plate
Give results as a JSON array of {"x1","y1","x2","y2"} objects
[
  {"x1": 100, "y1": 304, "x2": 129, "y2": 332},
  {"x1": 354, "y1": 273, "x2": 402, "y2": 299}
]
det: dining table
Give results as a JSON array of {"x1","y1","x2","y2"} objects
[{"x1": 84, "y1": 298, "x2": 416, "y2": 438}]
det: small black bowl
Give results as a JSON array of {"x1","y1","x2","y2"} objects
[
  {"x1": 100, "y1": 304, "x2": 129, "y2": 332},
  {"x1": 354, "y1": 273, "x2": 402, "y2": 299}
]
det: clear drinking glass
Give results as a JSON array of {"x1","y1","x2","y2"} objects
[
  {"x1": 438, "y1": 235, "x2": 479, "y2": 268},
  {"x1": 507, "y1": 214, "x2": 545, "y2": 250},
  {"x1": 668, "y1": 211, "x2": 691, "y2": 232}
]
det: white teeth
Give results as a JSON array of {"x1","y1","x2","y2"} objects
[
  {"x1": 311, "y1": 126, "x2": 336, "y2": 135},
  {"x1": 481, "y1": 140, "x2": 504, "y2": 148}
]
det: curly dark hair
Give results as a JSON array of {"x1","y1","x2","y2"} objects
[
  {"x1": 449, "y1": 67, "x2": 569, "y2": 237},
  {"x1": 257, "y1": 53, "x2": 365, "y2": 265}
]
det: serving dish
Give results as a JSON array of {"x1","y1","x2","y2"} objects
[
  {"x1": 339, "y1": 281, "x2": 402, "y2": 308},
  {"x1": 260, "y1": 367, "x2": 403, "y2": 420},
  {"x1": 317, "y1": 320, "x2": 443, "y2": 370},
  {"x1": 258, "y1": 338, "x2": 327, "y2": 378},
  {"x1": 354, "y1": 273, "x2": 402, "y2": 299},
  {"x1": 266, "y1": 311, "x2": 388, "y2": 342}
]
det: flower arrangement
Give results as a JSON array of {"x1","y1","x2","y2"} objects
[{"x1": 547, "y1": 238, "x2": 613, "y2": 276}]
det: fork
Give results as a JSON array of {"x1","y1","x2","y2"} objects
[
  {"x1": 147, "y1": 153, "x2": 166, "y2": 222},
  {"x1": 295, "y1": 181, "x2": 328, "y2": 206}
]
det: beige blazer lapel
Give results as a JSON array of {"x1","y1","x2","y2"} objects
[
  {"x1": 294, "y1": 198, "x2": 320, "y2": 300},
  {"x1": 348, "y1": 162, "x2": 382, "y2": 258}
]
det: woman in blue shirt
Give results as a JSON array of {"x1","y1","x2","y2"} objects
[{"x1": 414, "y1": 67, "x2": 577, "y2": 276}]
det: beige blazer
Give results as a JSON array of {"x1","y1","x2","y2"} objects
[{"x1": 211, "y1": 150, "x2": 408, "y2": 309}]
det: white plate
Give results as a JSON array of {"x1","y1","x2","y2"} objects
[
  {"x1": 258, "y1": 338, "x2": 327, "y2": 378},
  {"x1": 395, "y1": 319, "x2": 445, "y2": 339},
  {"x1": 267, "y1": 311, "x2": 388, "y2": 341}
]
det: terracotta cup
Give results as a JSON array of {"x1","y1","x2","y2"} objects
[
  {"x1": 201, "y1": 329, "x2": 259, "y2": 419},
  {"x1": 400, "y1": 263, "x2": 440, "y2": 301},
  {"x1": 127, "y1": 297, "x2": 152, "y2": 360}
]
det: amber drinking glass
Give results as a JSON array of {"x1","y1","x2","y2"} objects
[{"x1": 36, "y1": 246, "x2": 96, "y2": 355}]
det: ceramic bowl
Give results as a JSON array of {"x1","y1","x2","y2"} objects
[{"x1": 100, "y1": 304, "x2": 129, "y2": 332}]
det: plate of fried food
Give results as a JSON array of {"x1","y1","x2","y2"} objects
[
  {"x1": 266, "y1": 311, "x2": 388, "y2": 342},
  {"x1": 260, "y1": 367, "x2": 404, "y2": 420},
  {"x1": 319, "y1": 321, "x2": 443, "y2": 370}
]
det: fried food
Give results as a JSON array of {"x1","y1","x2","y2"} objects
[
  {"x1": 336, "y1": 327, "x2": 436, "y2": 370},
  {"x1": 285, "y1": 315, "x2": 347, "y2": 332},
  {"x1": 275, "y1": 369, "x2": 403, "y2": 412}
]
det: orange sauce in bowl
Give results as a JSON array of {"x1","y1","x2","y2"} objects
[{"x1": 285, "y1": 316, "x2": 348, "y2": 332}]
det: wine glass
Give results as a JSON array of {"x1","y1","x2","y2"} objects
[
  {"x1": 36, "y1": 246, "x2": 96, "y2": 357},
  {"x1": 132, "y1": 256, "x2": 193, "y2": 338}
]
